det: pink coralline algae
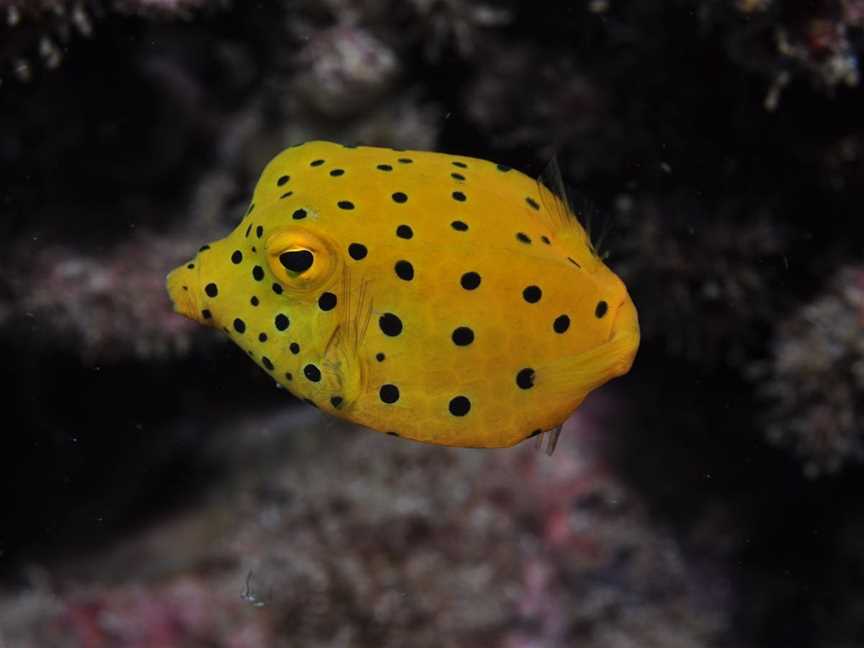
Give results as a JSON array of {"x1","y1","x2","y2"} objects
[
  {"x1": 54, "y1": 579, "x2": 270, "y2": 648},
  {"x1": 0, "y1": 401, "x2": 731, "y2": 648}
]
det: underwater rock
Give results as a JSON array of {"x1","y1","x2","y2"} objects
[{"x1": 615, "y1": 197, "x2": 791, "y2": 367}]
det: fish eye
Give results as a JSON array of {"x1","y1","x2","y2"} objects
[
  {"x1": 279, "y1": 249, "x2": 314, "y2": 273},
  {"x1": 266, "y1": 228, "x2": 339, "y2": 294}
]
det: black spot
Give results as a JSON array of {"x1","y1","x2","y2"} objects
[
  {"x1": 496, "y1": 164, "x2": 511, "y2": 172},
  {"x1": 379, "y1": 313, "x2": 403, "y2": 336},
  {"x1": 205, "y1": 283, "x2": 218, "y2": 297},
  {"x1": 274, "y1": 313, "x2": 289, "y2": 330},
  {"x1": 285, "y1": 372, "x2": 293, "y2": 381},
  {"x1": 452, "y1": 161, "x2": 467, "y2": 168},
  {"x1": 376, "y1": 352, "x2": 385, "y2": 362},
  {"x1": 279, "y1": 250, "x2": 313, "y2": 273},
  {"x1": 451, "y1": 220, "x2": 469, "y2": 231},
  {"x1": 392, "y1": 191, "x2": 408, "y2": 203},
  {"x1": 379, "y1": 384, "x2": 400, "y2": 404},
  {"x1": 245, "y1": 224, "x2": 252, "y2": 237},
  {"x1": 451, "y1": 173, "x2": 465, "y2": 180},
  {"x1": 541, "y1": 235, "x2": 551, "y2": 245},
  {"x1": 251, "y1": 296, "x2": 259, "y2": 306},
  {"x1": 451, "y1": 326, "x2": 474, "y2": 346},
  {"x1": 277, "y1": 175, "x2": 289, "y2": 186},
  {"x1": 568, "y1": 257, "x2": 582, "y2": 269},
  {"x1": 199, "y1": 245, "x2": 210, "y2": 252},
  {"x1": 349, "y1": 243, "x2": 368, "y2": 260},
  {"x1": 526, "y1": 197, "x2": 540, "y2": 210},
  {"x1": 595, "y1": 300, "x2": 608, "y2": 318},
  {"x1": 201, "y1": 309, "x2": 212, "y2": 319},
  {"x1": 396, "y1": 224, "x2": 413, "y2": 239},
  {"x1": 233, "y1": 318, "x2": 246, "y2": 334},
  {"x1": 182, "y1": 286, "x2": 188, "y2": 291},
  {"x1": 256, "y1": 225, "x2": 263, "y2": 238},
  {"x1": 262, "y1": 356, "x2": 274, "y2": 371},
  {"x1": 516, "y1": 232, "x2": 531, "y2": 244},
  {"x1": 292, "y1": 208, "x2": 307, "y2": 220},
  {"x1": 186, "y1": 263, "x2": 194, "y2": 269},
  {"x1": 272, "y1": 283, "x2": 283, "y2": 295},
  {"x1": 377, "y1": 164, "x2": 393, "y2": 171},
  {"x1": 553, "y1": 314, "x2": 570, "y2": 333},
  {"x1": 395, "y1": 260, "x2": 414, "y2": 281},
  {"x1": 304, "y1": 364, "x2": 322, "y2": 382},
  {"x1": 318, "y1": 292, "x2": 337, "y2": 311},
  {"x1": 449, "y1": 396, "x2": 471, "y2": 416},
  {"x1": 330, "y1": 396, "x2": 343, "y2": 408},
  {"x1": 259, "y1": 332, "x2": 268, "y2": 342},
  {"x1": 330, "y1": 169, "x2": 345, "y2": 176},
  {"x1": 460, "y1": 272, "x2": 481, "y2": 290},
  {"x1": 528, "y1": 429, "x2": 542, "y2": 438},
  {"x1": 290, "y1": 342, "x2": 300, "y2": 354},
  {"x1": 452, "y1": 191, "x2": 466, "y2": 202},
  {"x1": 387, "y1": 431, "x2": 399, "y2": 437},
  {"x1": 516, "y1": 368, "x2": 535, "y2": 389},
  {"x1": 231, "y1": 250, "x2": 243, "y2": 264},
  {"x1": 397, "y1": 158, "x2": 413, "y2": 164},
  {"x1": 310, "y1": 159, "x2": 325, "y2": 167},
  {"x1": 337, "y1": 200, "x2": 355, "y2": 210},
  {"x1": 523, "y1": 285, "x2": 542, "y2": 303},
  {"x1": 280, "y1": 192, "x2": 293, "y2": 199}
]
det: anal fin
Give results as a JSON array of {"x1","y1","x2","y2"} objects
[{"x1": 532, "y1": 424, "x2": 563, "y2": 455}]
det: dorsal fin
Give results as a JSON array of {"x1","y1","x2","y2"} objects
[
  {"x1": 537, "y1": 154, "x2": 575, "y2": 234},
  {"x1": 536, "y1": 152, "x2": 613, "y2": 259}
]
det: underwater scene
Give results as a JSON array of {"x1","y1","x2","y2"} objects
[{"x1": 1, "y1": 1, "x2": 862, "y2": 647}]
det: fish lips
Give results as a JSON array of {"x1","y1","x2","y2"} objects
[{"x1": 166, "y1": 262, "x2": 204, "y2": 324}]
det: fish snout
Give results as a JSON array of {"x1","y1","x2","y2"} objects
[{"x1": 166, "y1": 261, "x2": 205, "y2": 324}]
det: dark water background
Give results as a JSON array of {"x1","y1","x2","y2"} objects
[{"x1": 1, "y1": 1, "x2": 863, "y2": 646}]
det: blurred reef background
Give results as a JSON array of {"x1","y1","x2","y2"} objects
[{"x1": 1, "y1": 0, "x2": 863, "y2": 646}]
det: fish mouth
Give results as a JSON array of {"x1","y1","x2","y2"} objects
[{"x1": 166, "y1": 263, "x2": 203, "y2": 324}]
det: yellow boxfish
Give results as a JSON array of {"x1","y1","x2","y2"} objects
[{"x1": 167, "y1": 141, "x2": 639, "y2": 449}]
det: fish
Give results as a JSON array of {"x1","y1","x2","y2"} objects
[{"x1": 166, "y1": 141, "x2": 640, "y2": 449}]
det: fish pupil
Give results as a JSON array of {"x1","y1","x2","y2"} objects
[{"x1": 279, "y1": 250, "x2": 314, "y2": 273}]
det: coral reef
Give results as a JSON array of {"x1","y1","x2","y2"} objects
[
  {"x1": 0, "y1": 404, "x2": 731, "y2": 647},
  {"x1": 0, "y1": 0, "x2": 222, "y2": 85},
  {"x1": 726, "y1": 0, "x2": 864, "y2": 109},
  {"x1": 1, "y1": 0, "x2": 863, "y2": 646},
  {"x1": 3, "y1": 233, "x2": 202, "y2": 360},
  {"x1": 754, "y1": 265, "x2": 864, "y2": 477}
]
